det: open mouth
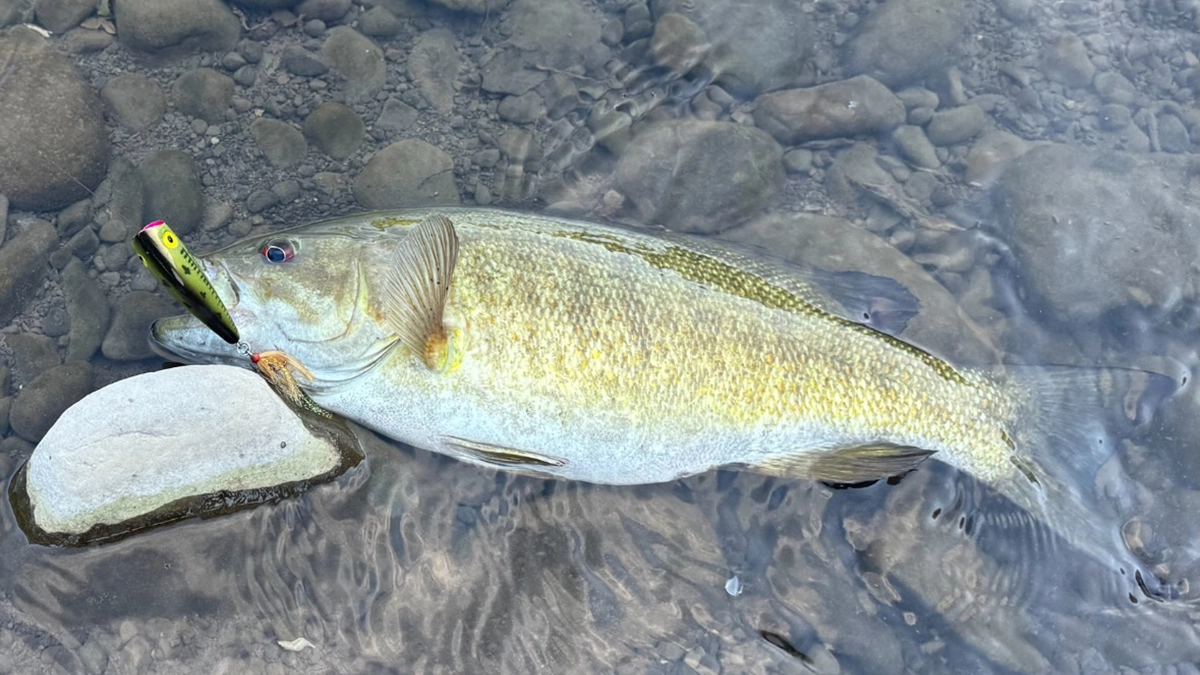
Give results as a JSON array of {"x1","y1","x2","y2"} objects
[{"x1": 149, "y1": 315, "x2": 245, "y2": 367}]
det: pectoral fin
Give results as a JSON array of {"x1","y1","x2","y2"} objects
[
  {"x1": 755, "y1": 443, "x2": 934, "y2": 483},
  {"x1": 440, "y1": 436, "x2": 566, "y2": 468},
  {"x1": 381, "y1": 214, "x2": 460, "y2": 364}
]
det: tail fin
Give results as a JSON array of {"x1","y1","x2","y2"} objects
[{"x1": 992, "y1": 364, "x2": 1186, "y2": 602}]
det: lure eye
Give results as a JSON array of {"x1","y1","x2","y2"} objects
[{"x1": 261, "y1": 239, "x2": 295, "y2": 264}]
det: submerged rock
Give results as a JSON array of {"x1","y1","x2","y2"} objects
[{"x1": 17, "y1": 365, "x2": 362, "y2": 545}]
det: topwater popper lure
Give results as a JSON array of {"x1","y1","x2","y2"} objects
[
  {"x1": 133, "y1": 221, "x2": 327, "y2": 415},
  {"x1": 132, "y1": 220, "x2": 240, "y2": 344}
]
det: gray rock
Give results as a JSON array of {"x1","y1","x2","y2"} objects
[
  {"x1": 782, "y1": 148, "x2": 813, "y2": 174},
  {"x1": 101, "y1": 291, "x2": 178, "y2": 360},
  {"x1": 480, "y1": 49, "x2": 547, "y2": 96},
  {"x1": 964, "y1": 129, "x2": 1030, "y2": 184},
  {"x1": 282, "y1": 45, "x2": 329, "y2": 77},
  {"x1": 753, "y1": 76, "x2": 904, "y2": 144},
  {"x1": 321, "y1": 27, "x2": 385, "y2": 101},
  {"x1": 408, "y1": 29, "x2": 460, "y2": 115},
  {"x1": 271, "y1": 179, "x2": 301, "y2": 204},
  {"x1": 375, "y1": 98, "x2": 419, "y2": 137},
  {"x1": 995, "y1": 0, "x2": 1032, "y2": 23},
  {"x1": 497, "y1": 91, "x2": 545, "y2": 124},
  {"x1": 891, "y1": 125, "x2": 939, "y2": 169},
  {"x1": 100, "y1": 74, "x2": 166, "y2": 132},
  {"x1": 138, "y1": 150, "x2": 204, "y2": 235},
  {"x1": 843, "y1": 0, "x2": 968, "y2": 87},
  {"x1": 0, "y1": 28, "x2": 108, "y2": 211},
  {"x1": 23, "y1": 365, "x2": 358, "y2": 540},
  {"x1": 171, "y1": 68, "x2": 234, "y2": 124},
  {"x1": 250, "y1": 119, "x2": 308, "y2": 169},
  {"x1": 113, "y1": 0, "x2": 240, "y2": 55},
  {"x1": 508, "y1": 0, "x2": 602, "y2": 71},
  {"x1": 61, "y1": 26, "x2": 114, "y2": 53},
  {"x1": 97, "y1": 220, "x2": 128, "y2": 244},
  {"x1": 0, "y1": 220, "x2": 57, "y2": 325},
  {"x1": 9, "y1": 361, "x2": 93, "y2": 442},
  {"x1": 718, "y1": 213, "x2": 997, "y2": 365},
  {"x1": 925, "y1": 104, "x2": 987, "y2": 146},
  {"x1": 95, "y1": 157, "x2": 145, "y2": 242},
  {"x1": 62, "y1": 259, "x2": 110, "y2": 361},
  {"x1": 34, "y1": 0, "x2": 94, "y2": 33},
  {"x1": 650, "y1": 12, "x2": 707, "y2": 76},
  {"x1": 4, "y1": 333, "x2": 59, "y2": 384},
  {"x1": 0, "y1": 396, "x2": 9, "y2": 435},
  {"x1": 228, "y1": 0, "x2": 302, "y2": 7},
  {"x1": 0, "y1": 194, "x2": 7, "y2": 242},
  {"x1": 232, "y1": 64, "x2": 256, "y2": 87},
  {"x1": 996, "y1": 144, "x2": 1200, "y2": 323},
  {"x1": 1093, "y1": 71, "x2": 1137, "y2": 105},
  {"x1": 42, "y1": 307, "x2": 69, "y2": 338},
  {"x1": 359, "y1": 6, "x2": 403, "y2": 36},
  {"x1": 297, "y1": 0, "x2": 351, "y2": 21},
  {"x1": 425, "y1": 0, "x2": 507, "y2": 11},
  {"x1": 1156, "y1": 114, "x2": 1192, "y2": 154},
  {"x1": 56, "y1": 198, "x2": 92, "y2": 237},
  {"x1": 654, "y1": 0, "x2": 814, "y2": 96},
  {"x1": 49, "y1": 227, "x2": 99, "y2": 269},
  {"x1": 616, "y1": 120, "x2": 782, "y2": 234},
  {"x1": 246, "y1": 189, "x2": 279, "y2": 213},
  {"x1": 303, "y1": 102, "x2": 364, "y2": 160},
  {"x1": 200, "y1": 201, "x2": 233, "y2": 232},
  {"x1": 1098, "y1": 103, "x2": 1132, "y2": 131},
  {"x1": 1041, "y1": 33, "x2": 1095, "y2": 88},
  {"x1": 354, "y1": 139, "x2": 460, "y2": 209}
]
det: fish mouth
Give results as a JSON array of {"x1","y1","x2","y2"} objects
[{"x1": 150, "y1": 314, "x2": 245, "y2": 367}]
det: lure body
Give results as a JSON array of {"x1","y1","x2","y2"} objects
[{"x1": 132, "y1": 221, "x2": 240, "y2": 344}]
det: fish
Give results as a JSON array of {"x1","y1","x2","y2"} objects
[
  {"x1": 132, "y1": 220, "x2": 240, "y2": 344},
  {"x1": 149, "y1": 207, "x2": 1179, "y2": 594}
]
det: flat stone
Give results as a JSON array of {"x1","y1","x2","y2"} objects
[
  {"x1": 353, "y1": 139, "x2": 460, "y2": 209},
  {"x1": 996, "y1": 144, "x2": 1200, "y2": 323},
  {"x1": 9, "y1": 361, "x2": 93, "y2": 443},
  {"x1": 35, "y1": 0, "x2": 95, "y2": 33},
  {"x1": 4, "y1": 333, "x2": 60, "y2": 385},
  {"x1": 651, "y1": 12, "x2": 707, "y2": 76},
  {"x1": 407, "y1": 29, "x2": 460, "y2": 115},
  {"x1": 101, "y1": 74, "x2": 167, "y2": 132},
  {"x1": 480, "y1": 49, "x2": 546, "y2": 96},
  {"x1": 1041, "y1": 33, "x2": 1095, "y2": 89},
  {"x1": 296, "y1": 0, "x2": 351, "y2": 21},
  {"x1": 844, "y1": 0, "x2": 968, "y2": 87},
  {"x1": 0, "y1": 220, "x2": 58, "y2": 325},
  {"x1": 508, "y1": 0, "x2": 602, "y2": 71},
  {"x1": 113, "y1": 0, "x2": 240, "y2": 55},
  {"x1": 321, "y1": 27, "x2": 385, "y2": 102},
  {"x1": 616, "y1": 119, "x2": 782, "y2": 234},
  {"x1": 497, "y1": 91, "x2": 545, "y2": 124},
  {"x1": 282, "y1": 45, "x2": 329, "y2": 77},
  {"x1": 22, "y1": 365, "x2": 360, "y2": 542},
  {"x1": 359, "y1": 6, "x2": 403, "y2": 37},
  {"x1": 303, "y1": 102, "x2": 364, "y2": 160},
  {"x1": 0, "y1": 28, "x2": 108, "y2": 211},
  {"x1": 101, "y1": 291, "x2": 178, "y2": 361},
  {"x1": 250, "y1": 119, "x2": 308, "y2": 169},
  {"x1": 138, "y1": 150, "x2": 204, "y2": 235},
  {"x1": 171, "y1": 68, "x2": 234, "y2": 124},
  {"x1": 374, "y1": 98, "x2": 419, "y2": 137},
  {"x1": 964, "y1": 130, "x2": 1030, "y2": 183},
  {"x1": 891, "y1": 125, "x2": 939, "y2": 168},
  {"x1": 925, "y1": 104, "x2": 987, "y2": 146},
  {"x1": 753, "y1": 76, "x2": 904, "y2": 144},
  {"x1": 655, "y1": 0, "x2": 814, "y2": 96},
  {"x1": 56, "y1": 199, "x2": 92, "y2": 237},
  {"x1": 62, "y1": 259, "x2": 111, "y2": 361}
]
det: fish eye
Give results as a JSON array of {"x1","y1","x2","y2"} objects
[{"x1": 260, "y1": 238, "x2": 296, "y2": 264}]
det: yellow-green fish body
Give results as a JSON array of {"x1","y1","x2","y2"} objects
[{"x1": 150, "y1": 208, "x2": 1053, "y2": 490}]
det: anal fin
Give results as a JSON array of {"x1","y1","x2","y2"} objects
[
  {"x1": 755, "y1": 443, "x2": 935, "y2": 483},
  {"x1": 440, "y1": 435, "x2": 566, "y2": 468}
]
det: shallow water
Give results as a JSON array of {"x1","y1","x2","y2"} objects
[{"x1": 1, "y1": 0, "x2": 1198, "y2": 673}]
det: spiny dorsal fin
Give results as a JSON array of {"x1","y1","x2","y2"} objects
[
  {"x1": 381, "y1": 214, "x2": 459, "y2": 361},
  {"x1": 755, "y1": 443, "x2": 935, "y2": 483}
]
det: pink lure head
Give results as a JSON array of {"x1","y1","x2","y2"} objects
[{"x1": 141, "y1": 220, "x2": 166, "y2": 232}]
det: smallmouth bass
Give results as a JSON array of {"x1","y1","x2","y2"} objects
[{"x1": 150, "y1": 207, "x2": 1177, "y2": 593}]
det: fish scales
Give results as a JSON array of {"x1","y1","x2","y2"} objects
[{"x1": 378, "y1": 213, "x2": 1021, "y2": 484}]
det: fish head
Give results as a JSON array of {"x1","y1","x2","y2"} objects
[{"x1": 150, "y1": 226, "x2": 385, "y2": 384}]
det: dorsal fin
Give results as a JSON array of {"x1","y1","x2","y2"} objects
[{"x1": 381, "y1": 215, "x2": 459, "y2": 363}]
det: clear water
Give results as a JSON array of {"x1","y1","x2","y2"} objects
[{"x1": 1, "y1": 0, "x2": 1198, "y2": 673}]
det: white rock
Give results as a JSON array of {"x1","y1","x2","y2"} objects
[{"x1": 26, "y1": 365, "x2": 345, "y2": 536}]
